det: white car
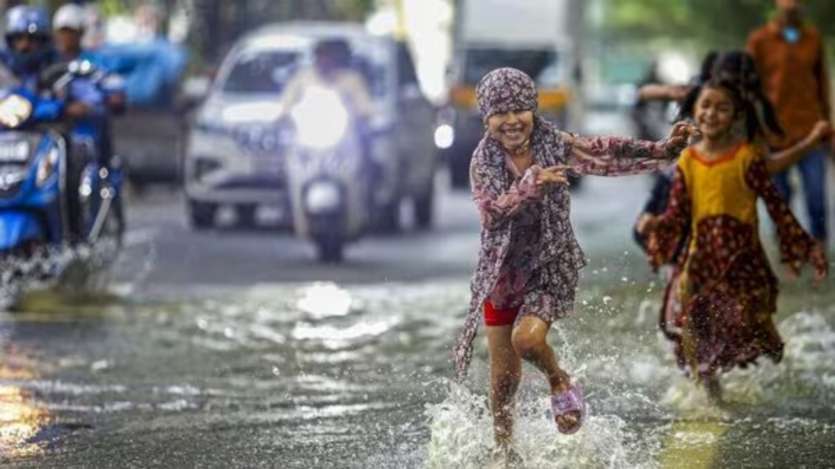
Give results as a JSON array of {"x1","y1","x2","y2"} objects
[{"x1": 184, "y1": 22, "x2": 437, "y2": 230}]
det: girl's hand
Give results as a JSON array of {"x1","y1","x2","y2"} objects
[
  {"x1": 807, "y1": 120, "x2": 832, "y2": 144},
  {"x1": 664, "y1": 122, "x2": 696, "y2": 154},
  {"x1": 536, "y1": 165, "x2": 570, "y2": 188}
]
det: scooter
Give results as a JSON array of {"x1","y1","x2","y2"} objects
[
  {"x1": 284, "y1": 84, "x2": 376, "y2": 262},
  {"x1": 0, "y1": 61, "x2": 124, "y2": 293}
]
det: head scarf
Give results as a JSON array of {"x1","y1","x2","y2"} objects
[{"x1": 476, "y1": 67, "x2": 538, "y2": 121}]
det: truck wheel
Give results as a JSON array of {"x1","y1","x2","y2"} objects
[
  {"x1": 315, "y1": 236, "x2": 344, "y2": 263},
  {"x1": 189, "y1": 200, "x2": 217, "y2": 230},
  {"x1": 236, "y1": 204, "x2": 257, "y2": 228},
  {"x1": 414, "y1": 185, "x2": 434, "y2": 230}
]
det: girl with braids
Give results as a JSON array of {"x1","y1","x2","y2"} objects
[
  {"x1": 635, "y1": 51, "x2": 831, "y2": 252},
  {"x1": 453, "y1": 67, "x2": 692, "y2": 462},
  {"x1": 641, "y1": 55, "x2": 829, "y2": 401}
]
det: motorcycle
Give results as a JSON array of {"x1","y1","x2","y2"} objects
[
  {"x1": 0, "y1": 60, "x2": 125, "y2": 295},
  {"x1": 284, "y1": 83, "x2": 377, "y2": 263}
]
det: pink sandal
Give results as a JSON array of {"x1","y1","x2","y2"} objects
[{"x1": 550, "y1": 383, "x2": 586, "y2": 434}]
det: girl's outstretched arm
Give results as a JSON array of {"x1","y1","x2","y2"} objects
[
  {"x1": 470, "y1": 158, "x2": 544, "y2": 230},
  {"x1": 559, "y1": 123, "x2": 690, "y2": 177},
  {"x1": 764, "y1": 121, "x2": 832, "y2": 174},
  {"x1": 644, "y1": 167, "x2": 691, "y2": 270},
  {"x1": 745, "y1": 157, "x2": 828, "y2": 283}
]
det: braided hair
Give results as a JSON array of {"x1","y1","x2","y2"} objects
[{"x1": 677, "y1": 50, "x2": 784, "y2": 141}]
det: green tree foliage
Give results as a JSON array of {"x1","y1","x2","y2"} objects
[{"x1": 603, "y1": 0, "x2": 835, "y2": 48}]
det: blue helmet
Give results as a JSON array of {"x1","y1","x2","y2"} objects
[
  {"x1": 5, "y1": 6, "x2": 51, "y2": 40},
  {"x1": 3, "y1": 6, "x2": 54, "y2": 77}
]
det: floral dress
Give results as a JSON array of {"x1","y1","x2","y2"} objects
[
  {"x1": 647, "y1": 143, "x2": 826, "y2": 378},
  {"x1": 452, "y1": 116, "x2": 682, "y2": 380}
]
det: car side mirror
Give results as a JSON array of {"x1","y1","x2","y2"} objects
[{"x1": 181, "y1": 75, "x2": 212, "y2": 111}]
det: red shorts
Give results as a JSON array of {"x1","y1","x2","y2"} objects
[{"x1": 484, "y1": 300, "x2": 520, "y2": 326}]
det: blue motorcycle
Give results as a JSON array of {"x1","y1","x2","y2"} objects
[{"x1": 0, "y1": 60, "x2": 124, "y2": 290}]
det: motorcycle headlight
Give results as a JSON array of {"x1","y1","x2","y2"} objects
[
  {"x1": 36, "y1": 147, "x2": 60, "y2": 187},
  {"x1": 0, "y1": 94, "x2": 33, "y2": 129},
  {"x1": 290, "y1": 86, "x2": 349, "y2": 150}
]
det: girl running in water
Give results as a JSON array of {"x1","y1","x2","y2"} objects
[
  {"x1": 642, "y1": 56, "x2": 828, "y2": 401},
  {"x1": 452, "y1": 67, "x2": 692, "y2": 463}
]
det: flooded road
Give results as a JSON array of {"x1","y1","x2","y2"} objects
[{"x1": 2, "y1": 176, "x2": 834, "y2": 468}]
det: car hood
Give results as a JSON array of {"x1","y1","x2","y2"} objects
[{"x1": 199, "y1": 94, "x2": 287, "y2": 127}]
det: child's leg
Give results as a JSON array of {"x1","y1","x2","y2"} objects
[
  {"x1": 486, "y1": 325, "x2": 521, "y2": 447},
  {"x1": 510, "y1": 315, "x2": 578, "y2": 430}
]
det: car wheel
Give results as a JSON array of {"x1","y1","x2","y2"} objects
[
  {"x1": 414, "y1": 184, "x2": 434, "y2": 230},
  {"x1": 189, "y1": 200, "x2": 217, "y2": 230},
  {"x1": 236, "y1": 204, "x2": 257, "y2": 228},
  {"x1": 315, "y1": 236, "x2": 344, "y2": 263}
]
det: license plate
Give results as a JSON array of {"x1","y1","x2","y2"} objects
[{"x1": 0, "y1": 140, "x2": 30, "y2": 163}]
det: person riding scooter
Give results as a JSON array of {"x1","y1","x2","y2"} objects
[
  {"x1": 0, "y1": 5, "x2": 57, "y2": 92},
  {"x1": 279, "y1": 38, "x2": 375, "y2": 119},
  {"x1": 53, "y1": 3, "x2": 126, "y2": 168}
]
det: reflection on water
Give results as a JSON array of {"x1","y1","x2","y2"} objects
[
  {"x1": 1, "y1": 276, "x2": 834, "y2": 467},
  {"x1": 0, "y1": 361, "x2": 49, "y2": 460}
]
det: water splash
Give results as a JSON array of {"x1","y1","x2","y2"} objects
[{"x1": 425, "y1": 380, "x2": 661, "y2": 469}]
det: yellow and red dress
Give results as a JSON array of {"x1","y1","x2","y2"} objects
[{"x1": 648, "y1": 143, "x2": 824, "y2": 378}]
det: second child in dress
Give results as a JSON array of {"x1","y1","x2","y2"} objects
[{"x1": 643, "y1": 72, "x2": 828, "y2": 401}]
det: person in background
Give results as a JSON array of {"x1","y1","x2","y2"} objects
[
  {"x1": 747, "y1": 0, "x2": 832, "y2": 247},
  {"x1": 52, "y1": 3, "x2": 126, "y2": 241},
  {"x1": 0, "y1": 5, "x2": 56, "y2": 91},
  {"x1": 278, "y1": 38, "x2": 374, "y2": 118}
]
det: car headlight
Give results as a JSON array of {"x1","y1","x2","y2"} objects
[
  {"x1": 36, "y1": 147, "x2": 60, "y2": 187},
  {"x1": 0, "y1": 94, "x2": 33, "y2": 129},
  {"x1": 290, "y1": 86, "x2": 349, "y2": 150},
  {"x1": 434, "y1": 124, "x2": 454, "y2": 149}
]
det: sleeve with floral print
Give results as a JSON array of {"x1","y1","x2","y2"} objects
[
  {"x1": 561, "y1": 131, "x2": 682, "y2": 176},
  {"x1": 470, "y1": 157, "x2": 543, "y2": 230},
  {"x1": 745, "y1": 157, "x2": 827, "y2": 271},
  {"x1": 646, "y1": 167, "x2": 691, "y2": 270}
]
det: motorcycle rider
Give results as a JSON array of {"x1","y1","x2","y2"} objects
[
  {"x1": 53, "y1": 3, "x2": 126, "y2": 168},
  {"x1": 0, "y1": 5, "x2": 57, "y2": 92},
  {"x1": 279, "y1": 38, "x2": 383, "y2": 215},
  {"x1": 279, "y1": 38, "x2": 375, "y2": 118}
]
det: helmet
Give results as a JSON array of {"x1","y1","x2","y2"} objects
[
  {"x1": 5, "y1": 6, "x2": 50, "y2": 40},
  {"x1": 53, "y1": 4, "x2": 87, "y2": 32},
  {"x1": 4, "y1": 6, "x2": 54, "y2": 77}
]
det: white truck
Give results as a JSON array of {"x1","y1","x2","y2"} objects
[{"x1": 438, "y1": 0, "x2": 585, "y2": 187}]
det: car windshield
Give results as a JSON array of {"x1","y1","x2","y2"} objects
[
  {"x1": 222, "y1": 50, "x2": 300, "y2": 94},
  {"x1": 463, "y1": 48, "x2": 559, "y2": 86}
]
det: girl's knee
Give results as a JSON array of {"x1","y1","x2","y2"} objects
[{"x1": 510, "y1": 329, "x2": 545, "y2": 359}]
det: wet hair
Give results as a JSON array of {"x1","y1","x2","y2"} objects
[{"x1": 677, "y1": 50, "x2": 783, "y2": 140}]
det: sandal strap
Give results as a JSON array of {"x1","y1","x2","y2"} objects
[{"x1": 551, "y1": 385, "x2": 583, "y2": 415}]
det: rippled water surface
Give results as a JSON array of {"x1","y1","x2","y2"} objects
[{"x1": 2, "y1": 257, "x2": 835, "y2": 468}]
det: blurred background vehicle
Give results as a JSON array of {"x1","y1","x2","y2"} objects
[
  {"x1": 183, "y1": 22, "x2": 436, "y2": 234},
  {"x1": 437, "y1": 0, "x2": 585, "y2": 188}
]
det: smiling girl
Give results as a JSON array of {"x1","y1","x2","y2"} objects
[
  {"x1": 643, "y1": 69, "x2": 828, "y2": 401},
  {"x1": 452, "y1": 68, "x2": 691, "y2": 462}
]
